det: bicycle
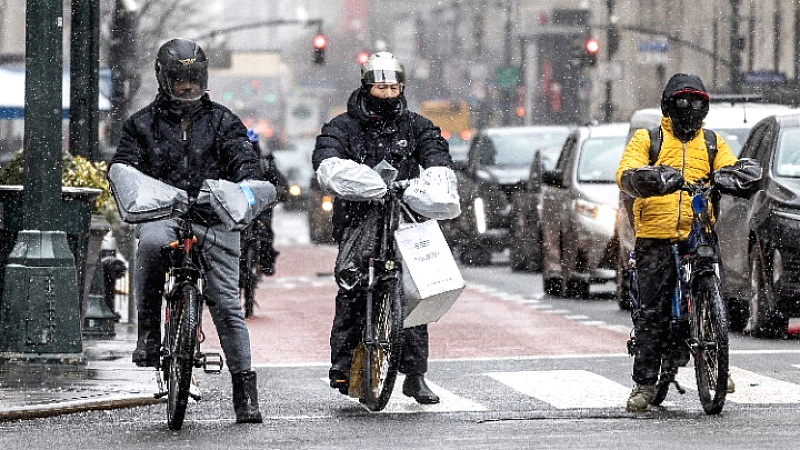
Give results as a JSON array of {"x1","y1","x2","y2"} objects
[
  {"x1": 628, "y1": 179, "x2": 729, "y2": 415},
  {"x1": 152, "y1": 199, "x2": 224, "y2": 430},
  {"x1": 344, "y1": 180, "x2": 410, "y2": 411}
]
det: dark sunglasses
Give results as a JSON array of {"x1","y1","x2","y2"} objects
[{"x1": 673, "y1": 97, "x2": 707, "y2": 110}]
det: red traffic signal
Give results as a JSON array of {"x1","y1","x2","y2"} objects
[
  {"x1": 584, "y1": 38, "x2": 599, "y2": 66},
  {"x1": 312, "y1": 34, "x2": 327, "y2": 65},
  {"x1": 357, "y1": 51, "x2": 369, "y2": 65}
]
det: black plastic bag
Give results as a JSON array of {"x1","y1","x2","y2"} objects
[{"x1": 335, "y1": 207, "x2": 381, "y2": 290}]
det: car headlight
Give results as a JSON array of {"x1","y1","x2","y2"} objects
[
  {"x1": 575, "y1": 199, "x2": 617, "y2": 226},
  {"x1": 321, "y1": 195, "x2": 333, "y2": 212},
  {"x1": 474, "y1": 197, "x2": 487, "y2": 234},
  {"x1": 289, "y1": 184, "x2": 302, "y2": 197}
]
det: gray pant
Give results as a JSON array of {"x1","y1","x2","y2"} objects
[{"x1": 135, "y1": 219, "x2": 252, "y2": 374}]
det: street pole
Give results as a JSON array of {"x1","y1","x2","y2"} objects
[
  {"x1": 69, "y1": 0, "x2": 100, "y2": 161},
  {"x1": 730, "y1": 0, "x2": 743, "y2": 93},
  {"x1": 0, "y1": 0, "x2": 85, "y2": 362},
  {"x1": 602, "y1": 0, "x2": 616, "y2": 123},
  {"x1": 501, "y1": 0, "x2": 513, "y2": 126}
]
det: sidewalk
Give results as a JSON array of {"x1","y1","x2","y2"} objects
[{"x1": 0, "y1": 323, "x2": 162, "y2": 421}]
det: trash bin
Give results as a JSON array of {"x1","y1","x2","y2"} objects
[{"x1": 0, "y1": 185, "x2": 101, "y2": 306}]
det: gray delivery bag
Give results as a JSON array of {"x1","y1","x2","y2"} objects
[
  {"x1": 202, "y1": 179, "x2": 277, "y2": 230},
  {"x1": 108, "y1": 163, "x2": 189, "y2": 223}
]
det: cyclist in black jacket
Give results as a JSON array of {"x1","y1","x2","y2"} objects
[
  {"x1": 313, "y1": 52, "x2": 452, "y2": 404},
  {"x1": 111, "y1": 38, "x2": 263, "y2": 423}
]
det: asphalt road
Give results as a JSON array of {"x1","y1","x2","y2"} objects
[{"x1": 3, "y1": 208, "x2": 800, "y2": 449}]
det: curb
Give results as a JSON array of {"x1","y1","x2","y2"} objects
[{"x1": 0, "y1": 394, "x2": 164, "y2": 422}]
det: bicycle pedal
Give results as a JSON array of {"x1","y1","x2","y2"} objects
[
  {"x1": 189, "y1": 382, "x2": 202, "y2": 402},
  {"x1": 154, "y1": 391, "x2": 168, "y2": 399},
  {"x1": 672, "y1": 380, "x2": 686, "y2": 395},
  {"x1": 200, "y1": 352, "x2": 224, "y2": 373}
]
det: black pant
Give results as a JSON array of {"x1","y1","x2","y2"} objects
[
  {"x1": 631, "y1": 238, "x2": 690, "y2": 385},
  {"x1": 330, "y1": 285, "x2": 429, "y2": 376}
]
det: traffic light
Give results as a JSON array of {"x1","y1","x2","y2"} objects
[
  {"x1": 584, "y1": 38, "x2": 599, "y2": 67},
  {"x1": 312, "y1": 34, "x2": 327, "y2": 65},
  {"x1": 357, "y1": 51, "x2": 370, "y2": 65}
]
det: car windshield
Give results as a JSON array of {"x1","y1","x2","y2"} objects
[
  {"x1": 481, "y1": 130, "x2": 569, "y2": 167},
  {"x1": 715, "y1": 128, "x2": 750, "y2": 156},
  {"x1": 274, "y1": 148, "x2": 313, "y2": 188},
  {"x1": 577, "y1": 136, "x2": 627, "y2": 182},
  {"x1": 539, "y1": 145, "x2": 563, "y2": 171},
  {"x1": 774, "y1": 128, "x2": 800, "y2": 177}
]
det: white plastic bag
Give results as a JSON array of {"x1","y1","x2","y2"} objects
[
  {"x1": 316, "y1": 157, "x2": 387, "y2": 201},
  {"x1": 402, "y1": 167, "x2": 461, "y2": 220},
  {"x1": 395, "y1": 219, "x2": 464, "y2": 328}
]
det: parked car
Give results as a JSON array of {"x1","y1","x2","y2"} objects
[
  {"x1": 306, "y1": 175, "x2": 335, "y2": 244},
  {"x1": 443, "y1": 126, "x2": 572, "y2": 265},
  {"x1": 716, "y1": 112, "x2": 800, "y2": 337},
  {"x1": 541, "y1": 122, "x2": 630, "y2": 298},
  {"x1": 274, "y1": 139, "x2": 315, "y2": 211},
  {"x1": 508, "y1": 144, "x2": 563, "y2": 271},
  {"x1": 615, "y1": 99, "x2": 796, "y2": 309}
]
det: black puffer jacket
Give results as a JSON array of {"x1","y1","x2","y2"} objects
[
  {"x1": 112, "y1": 94, "x2": 263, "y2": 194},
  {"x1": 312, "y1": 88, "x2": 451, "y2": 234}
]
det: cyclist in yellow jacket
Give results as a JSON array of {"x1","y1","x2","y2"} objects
[{"x1": 616, "y1": 73, "x2": 742, "y2": 412}]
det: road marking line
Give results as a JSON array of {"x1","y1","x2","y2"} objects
[
  {"x1": 319, "y1": 376, "x2": 486, "y2": 413},
  {"x1": 486, "y1": 370, "x2": 629, "y2": 409},
  {"x1": 675, "y1": 366, "x2": 800, "y2": 403}
]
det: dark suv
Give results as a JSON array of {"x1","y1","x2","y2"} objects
[
  {"x1": 717, "y1": 112, "x2": 800, "y2": 338},
  {"x1": 442, "y1": 126, "x2": 571, "y2": 265}
]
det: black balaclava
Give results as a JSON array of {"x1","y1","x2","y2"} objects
[
  {"x1": 361, "y1": 86, "x2": 403, "y2": 120},
  {"x1": 660, "y1": 73, "x2": 710, "y2": 142}
]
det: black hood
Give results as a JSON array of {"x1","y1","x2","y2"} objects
[
  {"x1": 345, "y1": 87, "x2": 408, "y2": 122},
  {"x1": 660, "y1": 73, "x2": 709, "y2": 116}
]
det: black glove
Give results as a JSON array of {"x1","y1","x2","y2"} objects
[
  {"x1": 620, "y1": 165, "x2": 684, "y2": 198},
  {"x1": 713, "y1": 158, "x2": 763, "y2": 198}
]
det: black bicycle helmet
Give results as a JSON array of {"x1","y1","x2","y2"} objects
[{"x1": 155, "y1": 38, "x2": 208, "y2": 101}]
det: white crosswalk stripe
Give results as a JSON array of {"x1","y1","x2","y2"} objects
[
  {"x1": 318, "y1": 363, "x2": 800, "y2": 412},
  {"x1": 321, "y1": 375, "x2": 486, "y2": 413},
  {"x1": 675, "y1": 366, "x2": 800, "y2": 403},
  {"x1": 486, "y1": 370, "x2": 630, "y2": 409}
]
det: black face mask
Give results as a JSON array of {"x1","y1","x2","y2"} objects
[
  {"x1": 363, "y1": 93, "x2": 402, "y2": 119},
  {"x1": 668, "y1": 95, "x2": 708, "y2": 142}
]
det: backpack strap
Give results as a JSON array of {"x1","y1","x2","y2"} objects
[
  {"x1": 703, "y1": 129, "x2": 718, "y2": 169},
  {"x1": 648, "y1": 127, "x2": 662, "y2": 165}
]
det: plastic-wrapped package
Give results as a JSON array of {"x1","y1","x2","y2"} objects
[
  {"x1": 202, "y1": 179, "x2": 277, "y2": 231},
  {"x1": 316, "y1": 157, "x2": 387, "y2": 201},
  {"x1": 402, "y1": 167, "x2": 461, "y2": 220},
  {"x1": 108, "y1": 163, "x2": 189, "y2": 223}
]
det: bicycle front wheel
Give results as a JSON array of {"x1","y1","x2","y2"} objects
[
  {"x1": 691, "y1": 274, "x2": 729, "y2": 415},
  {"x1": 361, "y1": 278, "x2": 404, "y2": 411},
  {"x1": 167, "y1": 283, "x2": 200, "y2": 430}
]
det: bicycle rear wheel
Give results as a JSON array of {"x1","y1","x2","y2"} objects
[
  {"x1": 166, "y1": 283, "x2": 200, "y2": 430},
  {"x1": 691, "y1": 274, "x2": 729, "y2": 415},
  {"x1": 361, "y1": 278, "x2": 403, "y2": 411}
]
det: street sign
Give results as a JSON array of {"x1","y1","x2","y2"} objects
[
  {"x1": 637, "y1": 40, "x2": 669, "y2": 64},
  {"x1": 496, "y1": 66, "x2": 520, "y2": 89}
]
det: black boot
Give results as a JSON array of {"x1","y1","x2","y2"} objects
[
  {"x1": 402, "y1": 373, "x2": 440, "y2": 404},
  {"x1": 132, "y1": 315, "x2": 160, "y2": 367},
  {"x1": 232, "y1": 370, "x2": 263, "y2": 423}
]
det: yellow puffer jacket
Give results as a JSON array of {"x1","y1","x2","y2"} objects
[{"x1": 616, "y1": 117, "x2": 737, "y2": 240}]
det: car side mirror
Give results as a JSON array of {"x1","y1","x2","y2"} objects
[{"x1": 541, "y1": 169, "x2": 563, "y2": 187}]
